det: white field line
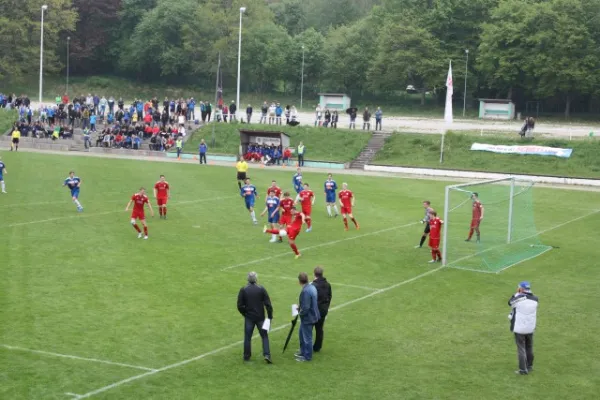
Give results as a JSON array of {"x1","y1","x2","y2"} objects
[
  {"x1": 2, "y1": 196, "x2": 238, "y2": 228},
  {"x1": 448, "y1": 209, "x2": 600, "y2": 269},
  {"x1": 221, "y1": 222, "x2": 419, "y2": 271},
  {"x1": 1, "y1": 344, "x2": 156, "y2": 371},
  {"x1": 72, "y1": 266, "x2": 444, "y2": 399},
  {"x1": 495, "y1": 245, "x2": 554, "y2": 274},
  {"x1": 223, "y1": 271, "x2": 379, "y2": 291}
]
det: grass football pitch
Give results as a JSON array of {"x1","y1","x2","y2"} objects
[{"x1": 1, "y1": 151, "x2": 599, "y2": 400}]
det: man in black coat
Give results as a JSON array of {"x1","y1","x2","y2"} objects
[
  {"x1": 237, "y1": 272, "x2": 273, "y2": 363},
  {"x1": 312, "y1": 266, "x2": 332, "y2": 352}
]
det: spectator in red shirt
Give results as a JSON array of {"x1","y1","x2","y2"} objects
[
  {"x1": 62, "y1": 93, "x2": 69, "y2": 105},
  {"x1": 144, "y1": 113, "x2": 152, "y2": 124},
  {"x1": 115, "y1": 132, "x2": 124, "y2": 148},
  {"x1": 283, "y1": 147, "x2": 292, "y2": 165}
]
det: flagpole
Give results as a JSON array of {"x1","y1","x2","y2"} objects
[
  {"x1": 211, "y1": 53, "x2": 221, "y2": 148},
  {"x1": 441, "y1": 60, "x2": 453, "y2": 164}
]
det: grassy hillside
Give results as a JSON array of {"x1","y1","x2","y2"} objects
[
  {"x1": 374, "y1": 132, "x2": 600, "y2": 178},
  {"x1": 183, "y1": 123, "x2": 371, "y2": 163}
]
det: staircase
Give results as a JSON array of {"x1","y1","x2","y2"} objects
[{"x1": 349, "y1": 132, "x2": 391, "y2": 169}]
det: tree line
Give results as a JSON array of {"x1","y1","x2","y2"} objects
[{"x1": 2, "y1": 0, "x2": 600, "y2": 116}]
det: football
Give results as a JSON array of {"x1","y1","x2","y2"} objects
[{"x1": 279, "y1": 229, "x2": 287, "y2": 237}]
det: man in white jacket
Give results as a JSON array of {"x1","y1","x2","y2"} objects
[{"x1": 508, "y1": 281, "x2": 538, "y2": 375}]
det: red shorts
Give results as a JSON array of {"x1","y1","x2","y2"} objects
[
  {"x1": 341, "y1": 206, "x2": 352, "y2": 215},
  {"x1": 157, "y1": 197, "x2": 168, "y2": 206},
  {"x1": 131, "y1": 210, "x2": 145, "y2": 220},
  {"x1": 429, "y1": 238, "x2": 440, "y2": 249},
  {"x1": 470, "y1": 219, "x2": 481, "y2": 228},
  {"x1": 287, "y1": 227, "x2": 300, "y2": 240},
  {"x1": 280, "y1": 214, "x2": 292, "y2": 225},
  {"x1": 302, "y1": 207, "x2": 311, "y2": 217}
]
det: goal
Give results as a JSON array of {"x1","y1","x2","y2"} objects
[{"x1": 442, "y1": 177, "x2": 552, "y2": 273}]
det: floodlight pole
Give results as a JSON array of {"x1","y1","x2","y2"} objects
[
  {"x1": 39, "y1": 5, "x2": 48, "y2": 106},
  {"x1": 300, "y1": 45, "x2": 305, "y2": 109},
  {"x1": 236, "y1": 7, "x2": 246, "y2": 121},
  {"x1": 463, "y1": 49, "x2": 469, "y2": 117}
]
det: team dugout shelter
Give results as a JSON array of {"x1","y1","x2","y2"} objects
[
  {"x1": 238, "y1": 129, "x2": 291, "y2": 155},
  {"x1": 318, "y1": 93, "x2": 352, "y2": 110}
]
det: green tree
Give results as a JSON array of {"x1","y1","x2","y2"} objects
[
  {"x1": 270, "y1": 0, "x2": 306, "y2": 36},
  {"x1": 286, "y1": 28, "x2": 326, "y2": 96},
  {"x1": 0, "y1": 0, "x2": 77, "y2": 82},
  {"x1": 368, "y1": 21, "x2": 444, "y2": 104}
]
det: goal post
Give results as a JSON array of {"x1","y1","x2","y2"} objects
[{"x1": 442, "y1": 177, "x2": 552, "y2": 273}]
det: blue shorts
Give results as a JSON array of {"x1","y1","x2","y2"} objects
[
  {"x1": 0, "y1": 174, "x2": 3, "y2": 181},
  {"x1": 70, "y1": 188, "x2": 80, "y2": 199},
  {"x1": 294, "y1": 186, "x2": 303, "y2": 194},
  {"x1": 268, "y1": 213, "x2": 280, "y2": 224},
  {"x1": 245, "y1": 201, "x2": 255, "y2": 210},
  {"x1": 326, "y1": 193, "x2": 336, "y2": 203}
]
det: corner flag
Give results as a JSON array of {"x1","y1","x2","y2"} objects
[{"x1": 444, "y1": 61, "x2": 453, "y2": 125}]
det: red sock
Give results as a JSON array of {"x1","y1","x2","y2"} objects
[
  {"x1": 343, "y1": 218, "x2": 348, "y2": 228},
  {"x1": 290, "y1": 243, "x2": 299, "y2": 255},
  {"x1": 436, "y1": 250, "x2": 442, "y2": 260},
  {"x1": 351, "y1": 217, "x2": 358, "y2": 227},
  {"x1": 159, "y1": 208, "x2": 163, "y2": 216},
  {"x1": 143, "y1": 226, "x2": 148, "y2": 235},
  {"x1": 431, "y1": 249, "x2": 437, "y2": 260},
  {"x1": 467, "y1": 229, "x2": 473, "y2": 239},
  {"x1": 306, "y1": 218, "x2": 312, "y2": 228},
  {"x1": 163, "y1": 207, "x2": 167, "y2": 216},
  {"x1": 266, "y1": 229, "x2": 279, "y2": 234},
  {"x1": 133, "y1": 224, "x2": 141, "y2": 233}
]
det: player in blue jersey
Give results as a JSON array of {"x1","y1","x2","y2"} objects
[
  {"x1": 240, "y1": 178, "x2": 258, "y2": 224},
  {"x1": 63, "y1": 171, "x2": 84, "y2": 212},
  {"x1": 324, "y1": 173, "x2": 339, "y2": 217},
  {"x1": 292, "y1": 167, "x2": 303, "y2": 194},
  {"x1": 0, "y1": 156, "x2": 7, "y2": 193},
  {"x1": 260, "y1": 189, "x2": 281, "y2": 242}
]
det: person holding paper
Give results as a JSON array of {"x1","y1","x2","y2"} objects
[
  {"x1": 312, "y1": 266, "x2": 332, "y2": 353},
  {"x1": 295, "y1": 272, "x2": 320, "y2": 362},
  {"x1": 237, "y1": 272, "x2": 273, "y2": 364}
]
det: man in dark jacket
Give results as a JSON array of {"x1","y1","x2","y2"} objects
[
  {"x1": 237, "y1": 272, "x2": 273, "y2": 363},
  {"x1": 312, "y1": 266, "x2": 332, "y2": 352}
]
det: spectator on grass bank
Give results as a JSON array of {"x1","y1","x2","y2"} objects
[
  {"x1": 230, "y1": 101, "x2": 237, "y2": 122},
  {"x1": 508, "y1": 281, "x2": 538, "y2": 375},
  {"x1": 324, "y1": 109, "x2": 331, "y2": 128},
  {"x1": 237, "y1": 272, "x2": 273, "y2": 363},
  {"x1": 520, "y1": 117, "x2": 535, "y2": 138},
  {"x1": 246, "y1": 104, "x2": 253, "y2": 123},
  {"x1": 260, "y1": 101, "x2": 268, "y2": 124},
  {"x1": 296, "y1": 272, "x2": 320, "y2": 362},
  {"x1": 268, "y1": 102, "x2": 276, "y2": 124},
  {"x1": 275, "y1": 103, "x2": 283, "y2": 125},
  {"x1": 375, "y1": 107, "x2": 383, "y2": 131},
  {"x1": 312, "y1": 266, "x2": 332, "y2": 353},
  {"x1": 199, "y1": 139, "x2": 208, "y2": 164},
  {"x1": 297, "y1": 141, "x2": 305, "y2": 167},
  {"x1": 314, "y1": 105, "x2": 322, "y2": 127},
  {"x1": 349, "y1": 108, "x2": 357, "y2": 129},
  {"x1": 331, "y1": 110, "x2": 339, "y2": 129},
  {"x1": 363, "y1": 107, "x2": 371, "y2": 130}
]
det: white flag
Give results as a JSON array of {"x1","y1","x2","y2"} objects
[{"x1": 444, "y1": 61, "x2": 453, "y2": 125}]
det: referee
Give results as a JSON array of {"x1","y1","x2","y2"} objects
[
  {"x1": 11, "y1": 126, "x2": 20, "y2": 152},
  {"x1": 236, "y1": 156, "x2": 248, "y2": 189},
  {"x1": 415, "y1": 200, "x2": 433, "y2": 248}
]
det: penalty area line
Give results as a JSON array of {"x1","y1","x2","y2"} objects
[
  {"x1": 221, "y1": 221, "x2": 419, "y2": 271},
  {"x1": 71, "y1": 265, "x2": 443, "y2": 399},
  {"x1": 1, "y1": 344, "x2": 157, "y2": 371}
]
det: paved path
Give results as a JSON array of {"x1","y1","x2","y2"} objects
[{"x1": 25, "y1": 101, "x2": 599, "y2": 137}]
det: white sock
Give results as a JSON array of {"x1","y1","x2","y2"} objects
[
  {"x1": 333, "y1": 205, "x2": 339, "y2": 214},
  {"x1": 271, "y1": 234, "x2": 276, "y2": 240},
  {"x1": 1, "y1": 181, "x2": 5, "y2": 191},
  {"x1": 74, "y1": 199, "x2": 82, "y2": 207},
  {"x1": 326, "y1": 205, "x2": 331, "y2": 216},
  {"x1": 250, "y1": 210, "x2": 256, "y2": 221}
]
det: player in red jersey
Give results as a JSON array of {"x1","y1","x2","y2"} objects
[
  {"x1": 338, "y1": 183, "x2": 359, "y2": 231},
  {"x1": 428, "y1": 210, "x2": 443, "y2": 263},
  {"x1": 264, "y1": 207, "x2": 305, "y2": 258},
  {"x1": 153, "y1": 175, "x2": 170, "y2": 219},
  {"x1": 276, "y1": 191, "x2": 295, "y2": 242},
  {"x1": 125, "y1": 187, "x2": 155, "y2": 239},
  {"x1": 465, "y1": 192, "x2": 484, "y2": 243},
  {"x1": 266, "y1": 180, "x2": 282, "y2": 199},
  {"x1": 295, "y1": 183, "x2": 315, "y2": 232}
]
